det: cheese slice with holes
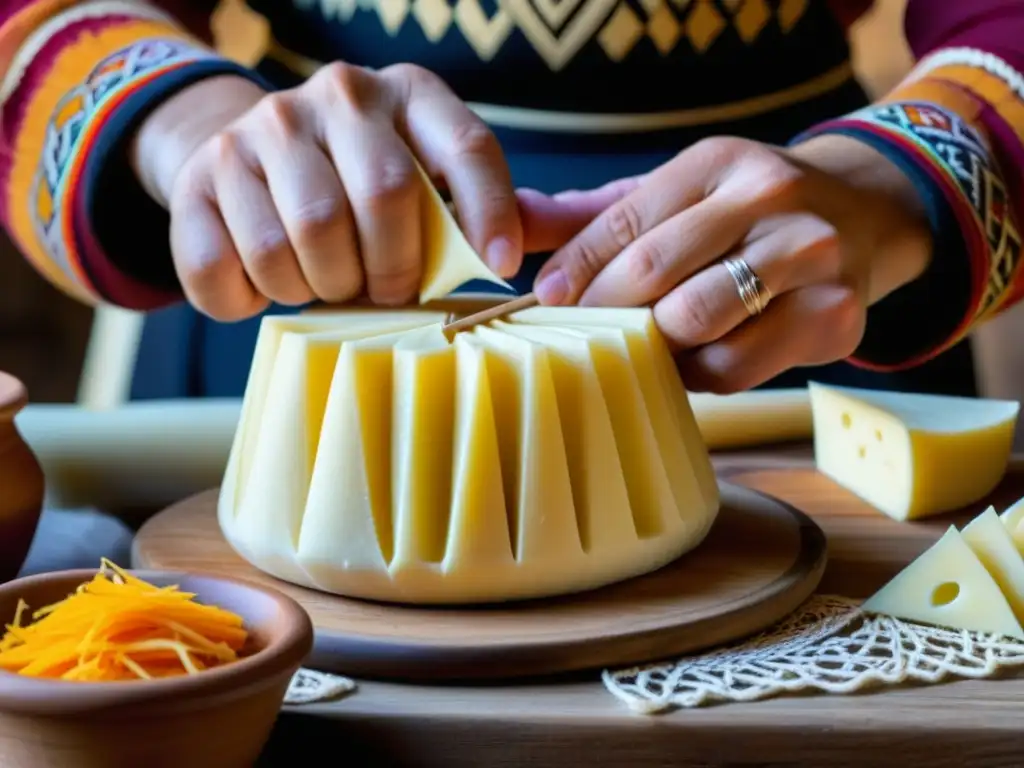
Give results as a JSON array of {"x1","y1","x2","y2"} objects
[
  {"x1": 219, "y1": 306, "x2": 719, "y2": 603},
  {"x1": 809, "y1": 382, "x2": 1019, "y2": 521},
  {"x1": 862, "y1": 526, "x2": 1024, "y2": 638}
]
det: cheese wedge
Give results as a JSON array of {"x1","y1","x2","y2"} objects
[
  {"x1": 961, "y1": 507, "x2": 1024, "y2": 623},
  {"x1": 862, "y1": 526, "x2": 1024, "y2": 638},
  {"x1": 1000, "y1": 496, "x2": 1024, "y2": 551},
  {"x1": 809, "y1": 382, "x2": 1019, "y2": 521},
  {"x1": 220, "y1": 307, "x2": 719, "y2": 604}
]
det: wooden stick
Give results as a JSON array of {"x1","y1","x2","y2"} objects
[{"x1": 442, "y1": 292, "x2": 538, "y2": 340}]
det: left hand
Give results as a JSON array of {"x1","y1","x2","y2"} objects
[{"x1": 523, "y1": 135, "x2": 932, "y2": 393}]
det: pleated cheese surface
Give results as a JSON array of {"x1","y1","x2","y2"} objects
[{"x1": 218, "y1": 307, "x2": 720, "y2": 604}]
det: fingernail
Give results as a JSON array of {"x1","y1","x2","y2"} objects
[
  {"x1": 535, "y1": 269, "x2": 568, "y2": 305},
  {"x1": 486, "y1": 237, "x2": 518, "y2": 277}
]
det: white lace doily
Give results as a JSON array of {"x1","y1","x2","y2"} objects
[
  {"x1": 284, "y1": 668, "x2": 356, "y2": 705},
  {"x1": 603, "y1": 594, "x2": 1024, "y2": 714}
]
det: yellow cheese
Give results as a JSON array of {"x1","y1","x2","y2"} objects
[
  {"x1": 862, "y1": 526, "x2": 1024, "y2": 638},
  {"x1": 415, "y1": 165, "x2": 510, "y2": 302},
  {"x1": 220, "y1": 306, "x2": 719, "y2": 604},
  {"x1": 809, "y1": 382, "x2": 1019, "y2": 521},
  {"x1": 1000, "y1": 496, "x2": 1024, "y2": 551},
  {"x1": 689, "y1": 389, "x2": 811, "y2": 449},
  {"x1": 961, "y1": 507, "x2": 1024, "y2": 623}
]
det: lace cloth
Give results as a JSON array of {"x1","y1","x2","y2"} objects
[
  {"x1": 283, "y1": 595, "x2": 1024, "y2": 711},
  {"x1": 603, "y1": 594, "x2": 1024, "y2": 714},
  {"x1": 284, "y1": 668, "x2": 356, "y2": 705}
]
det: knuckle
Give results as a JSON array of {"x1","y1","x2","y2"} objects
[
  {"x1": 447, "y1": 120, "x2": 500, "y2": 161},
  {"x1": 317, "y1": 61, "x2": 372, "y2": 108},
  {"x1": 366, "y1": 262, "x2": 420, "y2": 305},
  {"x1": 561, "y1": 239, "x2": 605, "y2": 287},
  {"x1": 381, "y1": 62, "x2": 434, "y2": 88},
  {"x1": 255, "y1": 93, "x2": 301, "y2": 136},
  {"x1": 357, "y1": 163, "x2": 419, "y2": 214},
  {"x1": 208, "y1": 130, "x2": 245, "y2": 169},
  {"x1": 624, "y1": 240, "x2": 669, "y2": 289},
  {"x1": 669, "y1": 285, "x2": 717, "y2": 342},
  {"x1": 827, "y1": 289, "x2": 866, "y2": 358},
  {"x1": 243, "y1": 229, "x2": 292, "y2": 277},
  {"x1": 690, "y1": 135, "x2": 747, "y2": 163},
  {"x1": 604, "y1": 200, "x2": 644, "y2": 250},
  {"x1": 290, "y1": 197, "x2": 347, "y2": 246}
]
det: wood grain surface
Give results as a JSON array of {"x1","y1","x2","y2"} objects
[
  {"x1": 251, "y1": 446, "x2": 1024, "y2": 768},
  {"x1": 132, "y1": 482, "x2": 825, "y2": 680}
]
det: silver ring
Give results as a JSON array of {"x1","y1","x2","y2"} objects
[{"x1": 723, "y1": 257, "x2": 772, "y2": 317}]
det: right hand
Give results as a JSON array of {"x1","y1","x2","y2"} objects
[{"x1": 131, "y1": 65, "x2": 524, "y2": 320}]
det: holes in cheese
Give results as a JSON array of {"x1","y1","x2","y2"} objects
[
  {"x1": 809, "y1": 382, "x2": 1020, "y2": 521},
  {"x1": 219, "y1": 307, "x2": 719, "y2": 604}
]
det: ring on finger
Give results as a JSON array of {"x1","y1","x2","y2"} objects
[{"x1": 723, "y1": 257, "x2": 772, "y2": 317}]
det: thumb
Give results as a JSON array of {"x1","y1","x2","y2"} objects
[{"x1": 517, "y1": 176, "x2": 643, "y2": 254}]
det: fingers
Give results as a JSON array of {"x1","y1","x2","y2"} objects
[
  {"x1": 516, "y1": 177, "x2": 643, "y2": 254},
  {"x1": 651, "y1": 214, "x2": 842, "y2": 352},
  {"x1": 170, "y1": 164, "x2": 268, "y2": 321},
  {"x1": 678, "y1": 283, "x2": 865, "y2": 394},
  {"x1": 395, "y1": 65, "x2": 522, "y2": 278},
  {"x1": 210, "y1": 131, "x2": 315, "y2": 307},
  {"x1": 248, "y1": 95, "x2": 362, "y2": 303},
  {"x1": 575, "y1": 196, "x2": 751, "y2": 308},
  {"x1": 314, "y1": 67, "x2": 423, "y2": 306},
  {"x1": 534, "y1": 137, "x2": 800, "y2": 306}
]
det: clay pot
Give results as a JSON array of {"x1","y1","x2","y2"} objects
[
  {"x1": 0, "y1": 569, "x2": 314, "y2": 767},
  {"x1": 0, "y1": 372, "x2": 44, "y2": 584}
]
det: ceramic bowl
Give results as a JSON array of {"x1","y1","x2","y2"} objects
[{"x1": 0, "y1": 569, "x2": 313, "y2": 768}]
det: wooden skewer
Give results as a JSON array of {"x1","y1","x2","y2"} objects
[{"x1": 442, "y1": 292, "x2": 539, "y2": 341}]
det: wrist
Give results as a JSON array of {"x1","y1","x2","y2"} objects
[
  {"x1": 130, "y1": 74, "x2": 267, "y2": 207},
  {"x1": 787, "y1": 133, "x2": 933, "y2": 302}
]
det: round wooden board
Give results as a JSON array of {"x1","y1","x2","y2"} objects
[{"x1": 132, "y1": 482, "x2": 826, "y2": 681}]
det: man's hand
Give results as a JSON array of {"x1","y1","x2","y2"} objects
[{"x1": 131, "y1": 65, "x2": 524, "y2": 320}]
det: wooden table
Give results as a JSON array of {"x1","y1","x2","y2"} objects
[{"x1": 256, "y1": 445, "x2": 1024, "y2": 767}]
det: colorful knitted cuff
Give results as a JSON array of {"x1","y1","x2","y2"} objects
[
  {"x1": 793, "y1": 100, "x2": 1019, "y2": 371},
  {"x1": 0, "y1": 7, "x2": 267, "y2": 308}
]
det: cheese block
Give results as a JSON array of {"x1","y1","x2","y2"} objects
[
  {"x1": 218, "y1": 307, "x2": 720, "y2": 603},
  {"x1": 861, "y1": 526, "x2": 1024, "y2": 638},
  {"x1": 689, "y1": 389, "x2": 811, "y2": 449},
  {"x1": 809, "y1": 382, "x2": 1019, "y2": 521}
]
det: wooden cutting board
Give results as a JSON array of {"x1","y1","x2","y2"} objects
[{"x1": 132, "y1": 481, "x2": 826, "y2": 681}]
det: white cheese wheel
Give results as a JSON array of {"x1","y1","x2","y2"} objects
[{"x1": 218, "y1": 307, "x2": 720, "y2": 604}]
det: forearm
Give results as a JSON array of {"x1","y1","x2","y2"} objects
[
  {"x1": 794, "y1": 0, "x2": 1024, "y2": 371},
  {"x1": 0, "y1": 0, "x2": 264, "y2": 309}
]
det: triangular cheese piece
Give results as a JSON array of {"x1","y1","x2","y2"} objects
[
  {"x1": 416, "y1": 165, "x2": 510, "y2": 302},
  {"x1": 390, "y1": 326, "x2": 458, "y2": 568},
  {"x1": 961, "y1": 506, "x2": 1024, "y2": 622},
  {"x1": 808, "y1": 382, "x2": 1020, "y2": 521},
  {"x1": 862, "y1": 526, "x2": 1024, "y2": 638},
  {"x1": 444, "y1": 335, "x2": 515, "y2": 570},
  {"x1": 1000, "y1": 496, "x2": 1024, "y2": 551}
]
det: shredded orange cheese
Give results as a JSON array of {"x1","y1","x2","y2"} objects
[{"x1": 0, "y1": 560, "x2": 248, "y2": 681}]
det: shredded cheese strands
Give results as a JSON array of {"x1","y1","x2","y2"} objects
[{"x1": 0, "y1": 560, "x2": 248, "y2": 681}]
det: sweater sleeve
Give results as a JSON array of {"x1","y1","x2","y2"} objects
[
  {"x1": 794, "y1": 0, "x2": 1024, "y2": 372},
  {"x1": 0, "y1": 0, "x2": 267, "y2": 309}
]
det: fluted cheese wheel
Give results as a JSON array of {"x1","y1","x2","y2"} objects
[{"x1": 217, "y1": 306, "x2": 720, "y2": 603}]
